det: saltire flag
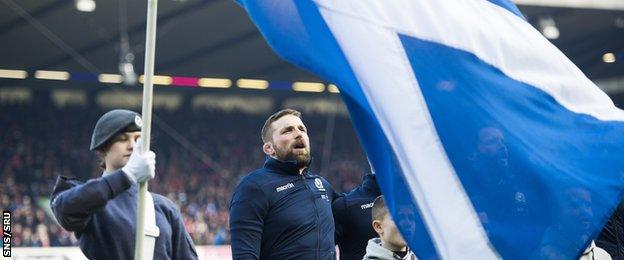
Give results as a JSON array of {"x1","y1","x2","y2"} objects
[{"x1": 236, "y1": 0, "x2": 624, "y2": 259}]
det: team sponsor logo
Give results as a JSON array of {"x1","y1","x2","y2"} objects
[
  {"x1": 361, "y1": 202, "x2": 374, "y2": 210},
  {"x1": 276, "y1": 182, "x2": 295, "y2": 192}
]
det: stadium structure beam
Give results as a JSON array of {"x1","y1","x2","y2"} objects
[
  {"x1": 514, "y1": 0, "x2": 624, "y2": 10},
  {"x1": 597, "y1": 77, "x2": 624, "y2": 94}
]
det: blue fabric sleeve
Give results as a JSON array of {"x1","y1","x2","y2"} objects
[
  {"x1": 50, "y1": 170, "x2": 132, "y2": 232},
  {"x1": 332, "y1": 195, "x2": 347, "y2": 246},
  {"x1": 169, "y1": 202, "x2": 199, "y2": 260},
  {"x1": 229, "y1": 180, "x2": 269, "y2": 260}
]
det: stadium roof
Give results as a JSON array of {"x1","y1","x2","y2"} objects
[{"x1": 0, "y1": 0, "x2": 622, "y2": 83}]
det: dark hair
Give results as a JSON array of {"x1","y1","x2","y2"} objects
[
  {"x1": 96, "y1": 140, "x2": 114, "y2": 170},
  {"x1": 372, "y1": 195, "x2": 389, "y2": 221},
  {"x1": 95, "y1": 129, "x2": 146, "y2": 170},
  {"x1": 96, "y1": 133, "x2": 117, "y2": 170},
  {"x1": 261, "y1": 108, "x2": 302, "y2": 143}
]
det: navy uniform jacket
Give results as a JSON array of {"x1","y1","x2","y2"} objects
[
  {"x1": 229, "y1": 157, "x2": 337, "y2": 260},
  {"x1": 332, "y1": 174, "x2": 381, "y2": 260},
  {"x1": 50, "y1": 170, "x2": 197, "y2": 260},
  {"x1": 597, "y1": 201, "x2": 624, "y2": 260}
]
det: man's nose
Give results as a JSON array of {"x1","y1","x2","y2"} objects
[{"x1": 294, "y1": 128, "x2": 304, "y2": 137}]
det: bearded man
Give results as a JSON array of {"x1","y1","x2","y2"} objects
[{"x1": 229, "y1": 108, "x2": 337, "y2": 260}]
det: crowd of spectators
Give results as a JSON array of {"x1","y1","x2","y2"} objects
[{"x1": 0, "y1": 97, "x2": 368, "y2": 247}]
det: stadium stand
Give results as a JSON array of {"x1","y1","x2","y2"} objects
[{"x1": 0, "y1": 86, "x2": 368, "y2": 247}]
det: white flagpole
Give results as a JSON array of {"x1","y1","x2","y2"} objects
[{"x1": 135, "y1": 0, "x2": 159, "y2": 258}]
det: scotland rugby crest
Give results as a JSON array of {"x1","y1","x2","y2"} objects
[{"x1": 314, "y1": 178, "x2": 325, "y2": 191}]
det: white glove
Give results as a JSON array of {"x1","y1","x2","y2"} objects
[{"x1": 122, "y1": 138, "x2": 156, "y2": 184}]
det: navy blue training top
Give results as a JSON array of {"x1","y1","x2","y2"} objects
[
  {"x1": 332, "y1": 174, "x2": 381, "y2": 260},
  {"x1": 50, "y1": 170, "x2": 197, "y2": 260},
  {"x1": 597, "y1": 201, "x2": 624, "y2": 260},
  {"x1": 229, "y1": 157, "x2": 337, "y2": 260}
]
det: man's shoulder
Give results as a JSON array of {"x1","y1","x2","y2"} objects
[
  {"x1": 342, "y1": 186, "x2": 377, "y2": 206},
  {"x1": 150, "y1": 193, "x2": 189, "y2": 225},
  {"x1": 232, "y1": 168, "x2": 281, "y2": 198},
  {"x1": 237, "y1": 168, "x2": 273, "y2": 187},
  {"x1": 55, "y1": 175, "x2": 85, "y2": 186},
  {"x1": 306, "y1": 173, "x2": 333, "y2": 186},
  {"x1": 51, "y1": 176, "x2": 85, "y2": 195},
  {"x1": 151, "y1": 193, "x2": 178, "y2": 209},
  {"x1": 306, "y1": 172, "x2": 327, "y2": 179}
]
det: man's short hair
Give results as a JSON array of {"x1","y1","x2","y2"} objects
[
  {"x1": 372, "y1": 195, "x2": 389, "y2": 221},
  {"x1": 261, "y1": 108, "x2": 302, "y2": 143}
]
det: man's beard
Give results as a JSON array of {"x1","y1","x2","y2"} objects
[{"x1": 274, "y1": 145, "x2": 310, "y2": 167}]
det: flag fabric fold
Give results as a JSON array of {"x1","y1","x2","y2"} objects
[{"x1": 237, "y1": 0, "x2": 624, "y2": 258}]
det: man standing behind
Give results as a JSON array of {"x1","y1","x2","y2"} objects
[
  {"x1": 230, "y1": 109, "x2": 337, "y2": 259},
  {"x1": 597, "y1": 201, "x2": 624, "y2": 260},
  {"x1": 333, "y1": 165, "x2": 381, "y2": 260}
]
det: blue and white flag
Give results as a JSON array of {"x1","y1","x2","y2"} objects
[{"x1": 237, "y1": 0, "x2": 624, "y2": 259}]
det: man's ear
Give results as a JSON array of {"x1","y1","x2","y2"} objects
[
  {"x1": 372, "y1": 220, "x2": 384, "y2": 235},
  {"x1": 263, "y1": 142, "x2": 275, "y2": 156}
]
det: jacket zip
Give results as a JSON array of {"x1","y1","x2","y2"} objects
[{"x1": 302, "y1": 173, "x2": 322, "y2": 260}]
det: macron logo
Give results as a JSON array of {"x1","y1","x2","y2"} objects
[
  {"x1": 276, "y1": 183, "x2": 295, "y2": 192},
  {"x1": 361, "y1": 202, "x2": 374, "y2": 210}
]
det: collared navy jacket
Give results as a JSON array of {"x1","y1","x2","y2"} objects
[
  {"x1": 229, "y1": 157, "x2": 337, "y2": 260},
  {"x1": 332, "y1": 174, "x2": 381, "y2": 260},
  {"x1": 597, "y1": 201, "x2": 624, "y2": 260},
  {"x1": 50, "y1": 170, "x2": 197, "y2": 260}
]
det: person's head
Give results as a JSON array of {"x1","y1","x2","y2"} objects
[
  {"x1": 557, "y1": 187, "x2": 593, "y2": 231},
  {"x1": 396, "y1": 205, "x2": 417, "y2": 241},
  {"x1": 261, "y1": 109, "x2": 310, "y2": 168},
  {"x1": 90, "y1": 109, "x2": 142, "y2": 172},
  {"x1": 371, "y1": 196, "x2": 407, "y2": 252},
  {"x1": 477, "y1": 127, "x2": 508, "y2": 167}
]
